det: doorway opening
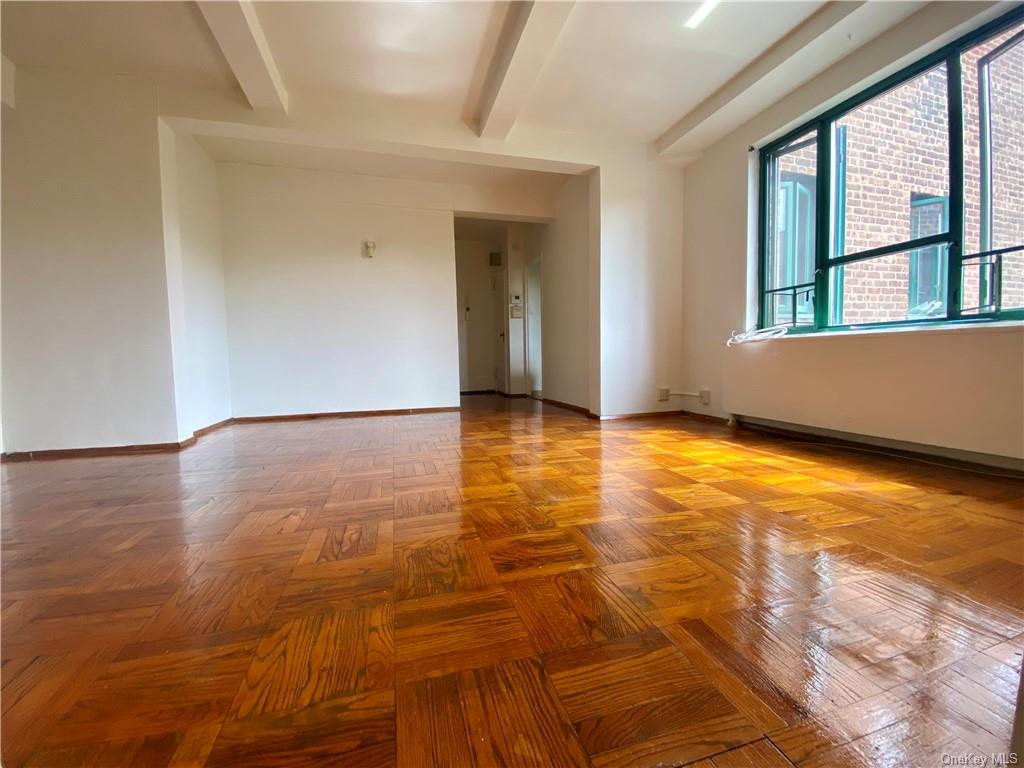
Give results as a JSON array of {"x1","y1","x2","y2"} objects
[{"x1": 454, "y1": 217, "x2": 546, "y2": 398}]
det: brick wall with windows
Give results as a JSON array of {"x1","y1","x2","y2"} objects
[
  {"x1": 765, "y1": 20, "x2": 1024, "y2": 327},
  {"x1": 836, "y1": 22, "x2": 1024, "y2": 324}
]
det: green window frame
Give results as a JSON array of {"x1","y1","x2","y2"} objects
[
  {"x1": 760, "y1": 132, "x2": 818, "y2": 328},
  {"x1": 758, "y1": 6, "x2": 1024, "y2": 332},
  {"x1": 829, "y1": 125, "x2": 847, "y2": 325},
  {"x1": 971, "y1": 26, "x2": 1024, "y2": 314}
]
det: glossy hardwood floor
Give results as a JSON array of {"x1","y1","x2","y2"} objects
[{"x1": 3, "y1": 395, "x2": 1022, "y2": 767}]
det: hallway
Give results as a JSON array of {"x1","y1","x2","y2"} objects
[{"x1": 2, "y1": 396, "x2": 1021, "y2": 766}]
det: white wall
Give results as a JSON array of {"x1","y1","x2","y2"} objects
[
  {"x1": 158, "y1": 122, "x2": 233, "y2": 440},
  {"x1": 2, "y1": 68, "x2": 180, "y2": 452},
  {"x1": 157, "y1": 119, "x2": 192, "y2": 442},
  {"x1": 1, "y1": 66, "x2": 568, "y2": 450},
  {"x1": 0, "y1": 74, "x2": 8, "y2": 454},
  {"x1": 598, "y1": 155, "x2": 686, "y2": 417},
  {"x1": 219, "y1": 163, "x2": 461, "y2": 417},
  {"x1": 161, "y1": 90, "x2": 694, "y2": 421},
  {"x1": 680, "y1": 2, "x2": 1024, "y2": 460},
  {"x1": 455, "y1": 239, "x2": 500, "y2": 392},
  {"x1": 173, "y1": 130, "x2": 233, "y2": 434},
  {"x1": 2, "y1": 47, "x2": 692, "y2": 448},
  {"x1": 542, "y1": 174, "x2": 591, "y2": 411}
]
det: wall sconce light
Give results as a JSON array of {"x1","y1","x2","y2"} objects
[{"x1": 363, "y1": 240, "x2": 376, "y2": 258}]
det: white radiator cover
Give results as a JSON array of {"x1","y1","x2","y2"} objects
[{"x1": 722, "y1": 322, "x2": 1024, "y2": 460}]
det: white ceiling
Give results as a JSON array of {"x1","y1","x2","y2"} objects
[
  {"x1": 252, "y1": 0, "x2": 824, "y2": 139},
  {"x1": 254, "y1": 1, "x2": 511, "y2": 121},
  {"x1": 1, "y1": 1, "x2": 237, "y2": 92},
  {"x1": 1, "y1": 0, "x2": 930, "y2": 148},
  {"x1": 522, "y1": 1, "x2": 823, "y2": 140}
]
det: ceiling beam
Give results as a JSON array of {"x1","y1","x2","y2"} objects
[
  {"x1": 655, "y1": 1, "x2": 868, "y2": 159},
  {"x1": 163, "y1": 115, "x2": 596, "y2": 176},
  {"x1": 477, "y1": 1, "x2": 575, "y2": 140},
  {"x1": 655, "y1": 0, "x2": 1009, "y2": 162},
  {"x1": 197, "y1": 0, "x2": 288, "y2": 114}
]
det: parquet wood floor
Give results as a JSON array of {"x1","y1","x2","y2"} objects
[{"x1": 3, "y1": 395, "x2": 1022, "y2": 767}]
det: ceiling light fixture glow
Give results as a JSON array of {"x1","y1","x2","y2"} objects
[{"x1": 684, "y1": 0, "x2": 720, "y2": 29}]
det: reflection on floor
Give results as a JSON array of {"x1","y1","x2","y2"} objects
[{"x1": 2, "y1": 394, "x2": 1022, "y2": 767}]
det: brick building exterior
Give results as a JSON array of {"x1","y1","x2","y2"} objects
[{"x1": 770, "y1": 20, "x2": 1023, "y2": 326}]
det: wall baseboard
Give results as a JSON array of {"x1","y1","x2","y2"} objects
[
  {"x1": 193, "y1": 417, "x2": 232, "y2": 437},
  {"x1": 232, "y1": 406, "x2": 459, "y2": 424},
  {"x1": 676, "y1": 409, "x2": 731, "y2": 425},
  {"x1": 0, "y1": 406, "x2": 461, "y2": 462},
  {"x1": 540, "y1": 398, "x2": 730, "y2": 423},
  {"x1": 460, "y1": 389, "x2": 496, "y2": 396},
  {"x1": 541, "y1": 397, "x2": 590, "y2": 416},
  {"x1": 1, "y1": 439, "x2": 196, "y2": 462},
  {"x1": 737, "y1": 416, "x2": 1024, "y2": 474},
  {"x1": 589, "y1": 409, "x2": 691, "y2": 421}
]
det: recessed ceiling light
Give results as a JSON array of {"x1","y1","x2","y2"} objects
[{"x1": 684, "y1": 0, "x2": 720, "y2": 29}]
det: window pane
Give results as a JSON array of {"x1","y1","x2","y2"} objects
[
  {"x1": 765, "y1": 287, "x2": 815, "y2": 327},
  {"x1": 962, "y1": 249, "x2": 1024, "y2": 314},
  {"x1": 766, "y1": 130, "x2": 817, "y2": 297},
  {"x1": 1001, "y1": 250, "x2": 1024, "y2": 310},
  {"x1": 962, "y1": 22, "x2": 1024, "y2": 257},
  {"x1": 961, "y1": 255, "x2": 996, "y2": 314},
  {"x1": 830, "y1": 245, "x2": 951, "y2": 325},
  {"x1": 835, "y1": 64, "x2": 949, "y2": 256},
  {"x1": 767, "y1": 292, "x2": 794, "y2": 327},
  {"x1": 908, "y1": 193, "x2": 948, "y2": 309}
]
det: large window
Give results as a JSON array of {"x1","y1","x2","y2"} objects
[
  {"x1": 762, "y1": 130, "x2": 817, "y2": 327},
  {"x1": 758, "y1": 8, "x2": 1024, "y2": 331}
]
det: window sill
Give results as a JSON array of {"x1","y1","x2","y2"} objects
[{"x1": 770, "y1": 318, "x2": 1024, "y2": 341}]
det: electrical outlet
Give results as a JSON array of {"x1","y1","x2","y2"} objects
[
  {"x1": 699, "y1": 388, "x2": 711, "y2": 406},
  {"x1": 658, "y1": 387, "x2": 670, "y2": 402}
]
